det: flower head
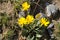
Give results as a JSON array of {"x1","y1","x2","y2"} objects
[
  {"x1": 35, "y1": 13, "x2": 41, "y2": 19},
  {"x1": 18, "y1": 17, "x2": 27, "y2": 27},
  {"x1": 22, "y1": 2, "x2": 30, "y2": 11},
  {"x1": 40, "y1": 18, "x2": 50, "y2": 27},
  {"x1": 26, "y1": 15, "x2": 34, "y2": 24}
]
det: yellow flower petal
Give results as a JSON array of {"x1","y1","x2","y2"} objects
[
  {"x1": 22, "y1": 2, "x2": 30, "y2": 11},
  {"x1": 18, "y1": 17, "x2": 27, "y2": 27},
  {"x1": 40, "y1": 18, "x2": 50, "y2": 27},
  {"x1": 45, "y1": 21, "x2": 50, "y2": 26},
  {"x1": 26, "y1": 15, "x2": 34, "y2": 24}
]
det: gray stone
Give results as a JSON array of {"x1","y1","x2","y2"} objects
[
  {"x1": 46, "y1": 4, "x2": 58, "y2": 17},
  {"x1": 47, "y1": 23, "x2": 54, "y2": 29}
]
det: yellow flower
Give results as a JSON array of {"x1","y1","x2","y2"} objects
[
  {"x1": 22, "y1": 2, "x2": 30, "y2": 11},
  {"x1": 40, "y1": 18, "x2": 50, "y2": 27},
  {"x1": 26, "y1": 15, "x2": 34, "y2": 24},
  {"x1": 35, "y1": 13, "x2": 41, "y2": 19},
  {"x1": 18, "y1": 17, "x2": 27, "y2": 27}
]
